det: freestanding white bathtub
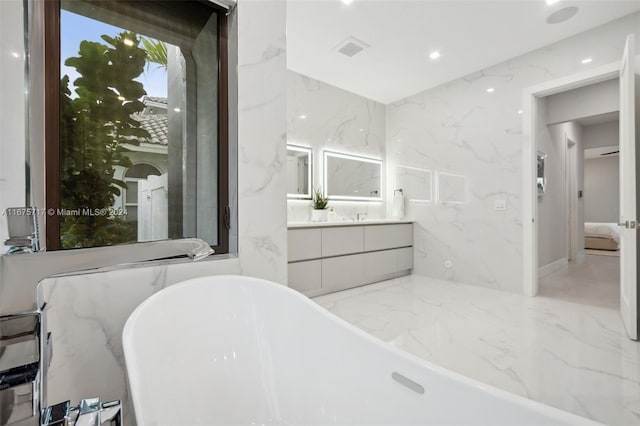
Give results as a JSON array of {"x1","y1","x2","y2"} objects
[{"x1": 123, "y1": 275, "x2": 600, "y2": 426}]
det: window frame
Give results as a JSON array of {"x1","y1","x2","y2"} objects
[{"x1": 44, "y1": 0, "x2": 230, "y2": 254}]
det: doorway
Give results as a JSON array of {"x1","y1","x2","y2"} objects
[
  {"x1": 537, "y1": 113, "x2": 621, "y2": 310},
  {"x1": 522, "y1": 38, "x2": 638, "y2": 340}
]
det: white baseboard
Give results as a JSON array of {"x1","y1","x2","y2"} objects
[{"x1": 538, "y1": 257, "x2": 568, "y2": 278}]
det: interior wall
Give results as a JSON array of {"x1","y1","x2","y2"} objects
[
  {"x1": 583, "y1": 120, "x2": 620, "y2": 223},
  {"x1": 287, "y1": 70, "x2": 386, "y2": 222},
  {"x1": 237, "y1": 0, "x2": 288, "y2": 281},
  {"x1": 583, "y1": 120, "x2": 620, "y2": 149},
  {"x1": 0, "y1": 0, "x2": 27, "y2": 252},
  {"x1": 385, "y1": 12, "x2": 639, "y2": 293},
  {"x1": 537, "y1": 101, "x2": 568, "y2": 268},
  {"x1": 546, "y1": 121, "x2": 584, "y2": 265},
  {"x1": 546, "y1": 79, "x2": 619, "y2": 125},
  {"x1": 585, "y1": 156, "x2": 620, "y2": 222}
]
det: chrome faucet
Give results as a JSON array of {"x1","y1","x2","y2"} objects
[{"x1": 42, "y1": 398, "x2": 122, "y2": 426}]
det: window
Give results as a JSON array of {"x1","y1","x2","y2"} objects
[{"x1": 44, "y1": 0, "x2": 229, "y2": 253}]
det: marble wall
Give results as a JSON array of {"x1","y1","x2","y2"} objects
[
  {"x1": 38, "y1": 1, "x2": 288, "y2": 422},
  {"x1": 386, "y1": 12, "x2": 640, "y2": 293},
  {"x1": 39, "y1": 257, "x2": 242, "y2": 424},
  {"x1": 237, "y1": 0, "x2": 288, "y2": 282},
  {"x1": 286, "y1": 70, "x2": 386, "y2": 222},
  {"x1": 0, "y1": 0, "x2": 26, "y2": 251}
]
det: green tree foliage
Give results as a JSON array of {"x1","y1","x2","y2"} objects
[
  {"x1": 60, "y1": 32, "x2": 149, "y2": 248},
  {"x1": 141, "y1": 36, "x2": 167, "y2": 70}
]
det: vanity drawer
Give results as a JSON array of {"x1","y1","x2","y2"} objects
[
  {"x1": 364, "y1": 224, "x2": 413, "y2": 251},
  {"x1": 395, "y1": 246, "x2": 414, "y2": 272},
  {"x1": 363, "y1": 250, "x2": 396, "y2": 283},
  {"x1": 322, "y1": 254, "x2": 365, "y2": 291},
  {"x1": 288, "y1": 260, "x2": 322, "y2": 293},
  {"x1": 321, "y1": 226, "x2": 364, "y2": 257},
  {"x1": 288, "y1": 229, "x2": 321, "y2": 262}
]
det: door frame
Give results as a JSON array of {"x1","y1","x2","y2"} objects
[
  {"x1": 565, "y1": 135, "x2": 577, "y2": 261},
  {"x1": 522, "y1": 61, "x2": 620, "y2": 296}
]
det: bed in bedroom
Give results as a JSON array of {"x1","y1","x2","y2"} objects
[{"x1": 584, "y1": 222, "x2": 620, "y2": 251}]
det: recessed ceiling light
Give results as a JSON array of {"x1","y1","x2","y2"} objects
[
  {"x1": 581, "y1": 57, "x2": 593, "y2": 64},
  {"x1": 173, "y1": 108, "x2": 181, "y2": 112},
  {"x1": 341, "y1": 0, "x2": 354, "y2": 5},
  {"x1": 546, "y1": 6, "x2": 578, "y2": 24},
  {"x1": 123, "y1": 38, "x2": 134, "y2": 46},
  {"x1": 11, "y1": 52, "x2": 20, "y2": 58},
  {"x1": 429, "y1": 51, "x2": 441, "y2": 60},
  {"x1": 359, "y1": 128, "x2": 364, "y2": 132},
  {"x1": 517, "y1": 109, "x2": 523, "y2": 115},
  {"x1": 486, "y1": 87, "x2": 495, "y2": 93},
  {"x1": 545, "y1": 0, "x2": 560, "y2": 5},
  {"x1": 299, "y1": 114, "x2": 307, "y2": 120}
]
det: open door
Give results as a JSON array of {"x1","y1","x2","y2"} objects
[{"x1": 619, "y1": 34, "x2": 638, "y2": 340}]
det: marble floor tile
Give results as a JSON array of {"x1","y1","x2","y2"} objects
[
  {"x1": 539, "y1": 254, "x2": 620, "y2": 310},
  {"x1": 314, "y1": 269, "x2": 639, "y2": 426}
]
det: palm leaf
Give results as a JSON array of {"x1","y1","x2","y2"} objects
[{"x1": 141, "y1": 37, "x2": 167, "y2": 71}]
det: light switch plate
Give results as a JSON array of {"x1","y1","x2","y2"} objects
[{"x1": 494, "y1": 200, "x2": 506, "y2": 211}]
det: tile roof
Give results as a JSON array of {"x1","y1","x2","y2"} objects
[
  {"x1": 134, "y1": 114, "x2": 168, "y2": 145},
  {"x1": 143, "y1": 96, "x2": 167, "y2": 105}
]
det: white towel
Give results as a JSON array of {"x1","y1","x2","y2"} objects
[{"x1": 392, "y1": 190, "x2": 405, "y2": 219}]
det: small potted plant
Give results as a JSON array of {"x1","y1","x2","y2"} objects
[{"x1": 311, "y1": 187, "x2": 329, "y2": 222}]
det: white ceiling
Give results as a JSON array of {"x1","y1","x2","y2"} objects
[{"x1": 287, "y1": 1, "x2": 640, "y2": 104}]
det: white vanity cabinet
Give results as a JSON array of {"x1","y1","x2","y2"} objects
[{"x1": 287, "y1": 222, "x2": 413, "y2": 296}]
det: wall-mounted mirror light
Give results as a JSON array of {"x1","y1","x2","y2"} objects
[
  {"x1": 537, "y1": 151, "x2": 547, "y2": 196},
  {"x1": 436, "y1": 171, "x2": 467, "y2": 204},
  {"x1": 323, "y1": 151, "x2": 383, "y2": 201},
  {"x1": 287, "y1": 145, "x2": 312, "y2": 199},
  {"x1": 395, "y1": 165, "x2": 432, "y2": 203}
]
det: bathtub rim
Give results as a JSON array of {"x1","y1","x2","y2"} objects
[{"x1": 122, "y1": 274, "x2": 602, "y2": 426}]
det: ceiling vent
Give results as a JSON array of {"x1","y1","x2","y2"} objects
[{"x1": 334, "y1": 36, "x2": 370, "y2": 58}]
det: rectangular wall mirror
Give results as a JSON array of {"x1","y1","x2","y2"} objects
[
  {"x1": 287, "y1": 145, "x2": 312, "y2": 199},
  {"x1": 323, "y1": 151, "x2": 382, "y2": 201}
]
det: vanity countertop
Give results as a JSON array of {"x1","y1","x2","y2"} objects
[{"x1": 288, "y1": 219, "x2": 413, "y2": 229}]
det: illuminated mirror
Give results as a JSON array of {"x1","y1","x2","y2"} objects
[
  {"x1": 287, "y1": 145, "x2": 312, "y2": 199},
  {"x1": 324, "y1": 151, "x2": 382, "y2": 201}
]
